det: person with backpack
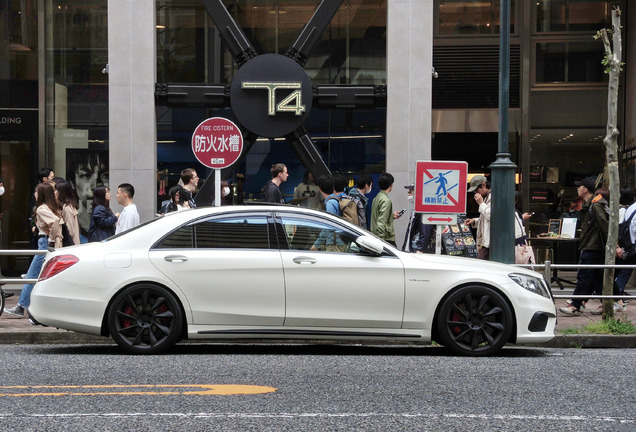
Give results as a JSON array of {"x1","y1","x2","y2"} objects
[
  {"x1": 310, "y1": 175, "x2": 348, "y2": 252},
  {"x1": 560, "y1": 178, "x2": 610, "y2": 316},
  {"x1": 347, "y1": 174, "x2": 373, "y2": 228}
]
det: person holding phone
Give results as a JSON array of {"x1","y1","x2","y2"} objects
[
  {"x1": 370, "y1": 172, "x2": 403, "y2": 247},
  {"x1": 464, "y1": 175, "x2": 492, "y2": 260}
]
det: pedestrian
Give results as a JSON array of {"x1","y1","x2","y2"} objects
[
  {"x1": 292, "y1": 169, "x2": 321, "y2": 210},
  {"x1": 310, "y1": 175, "x2": 347, "y2": 252},
  {"x1": 88, "y1": 185, "x2": 117, "y2": 242},
  {"x1": 261, "y1": 163, "x2": 288, "y2": 204},
  {"x1": 401, "y1": 183, "x2": 435, "y2": 253},
  {"x1": 180, "y1": 168, "x2": 199, "y2": 208},
  {"x1": 211, "y1": 180, "x2": 231, "y2": 206},
  {"x1": 465, "y1": 175, "x2": 491, "y2": 260},
  {"x1": 613, "y1": 188, "x2": 636, "y2": 311},
  {"x1": 115, "y1": 183, "x2": 139, "y2": 234},
  {"x1": 560, "y1": 178, "x2": 610, "y2": 315},
  {"x1": 347, "y1": 174, "x2": 373, "y2": 228},
  {"x1": 28, "y1": 167, "x2": 55, "y2": 248},
  {"x1": 55, "y1": 180, "x2": 81, "y2": 245},
  {"x1": 6, "y1": 183, "x2": 63, "y2": 317},
  {"x1": 161, "y1": 185, "x2": 189, "y2": 214},
  {"x1": 514, "y1": 191, "x2": 533, "y2": 245},
  {"x1": 370, "y1": 172, "x2": 403, "y2": 246}
]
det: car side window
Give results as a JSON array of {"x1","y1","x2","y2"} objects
[
  {"x1": 195, "y1": 216, "x2": 270, "y2": 249},
  {"x1": 156, "y1": 225, "x2": 193, "y2": 248},
  {"x1": 279, "y1": 216, "x2": 358, "y2": 253}
]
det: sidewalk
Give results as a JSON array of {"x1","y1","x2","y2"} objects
[{"x1": 2, "y1": 287, "x2": 636, "y2": 348}]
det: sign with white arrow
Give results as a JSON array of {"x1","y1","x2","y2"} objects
[{"x1": 421, "y1": 213, "x2": 458, "y2": 225}]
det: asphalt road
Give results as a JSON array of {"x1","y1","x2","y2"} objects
[{"x1": 0, "y1": 344, "x2": 635, "y2": 431}]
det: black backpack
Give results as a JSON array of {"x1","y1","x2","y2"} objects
[{"x1": 618, "y1": 210, "x2": 636, "y2": 257}]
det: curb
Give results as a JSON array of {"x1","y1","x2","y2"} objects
[{"x1": 1, "y1": 331, "x2": 636, "y2": 349}]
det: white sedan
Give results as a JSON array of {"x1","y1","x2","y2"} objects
[{"x1": 29, "y1": 205, "x2": 556, "y2": 356}]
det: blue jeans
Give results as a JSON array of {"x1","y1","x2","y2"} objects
[
  {"x1": 570, "y1": 250, "x2": 604, "y2": 309},
  {"x1": 615, "y1": 255, "x2": 636, "y2": 295},
  {"x1": 18, "y1": 236, "x2": 47, "y2": 308}
]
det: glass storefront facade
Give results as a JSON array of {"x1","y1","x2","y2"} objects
[
  {"x1": 44, "y1": 1, "x2": 109, "y2": 238},
  {"x1": 156, "y1": 0, "x2": 387, "y2": 203}
]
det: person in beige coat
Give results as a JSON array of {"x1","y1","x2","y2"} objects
[
  {"x1": 6, "y1": 183, "x2": 63, "y2": 317},
  {"x1": 465, "y1": 175, "x2": 492, "y2": 260},
  {"x1": 56, "y1": 180, "x2": 81, "y2": 245}
]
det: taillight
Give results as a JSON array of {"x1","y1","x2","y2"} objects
[{"x1": 39, "y1": 255, "x2": 79, "y2": 281}]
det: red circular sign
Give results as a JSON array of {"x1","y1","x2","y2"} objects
[{"x1": 191, "y1": 117, "x2": 243, "y2": 169}]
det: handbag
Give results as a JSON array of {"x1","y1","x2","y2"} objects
[
  {"x1": 514, "y1": 213, "x2": 535, "y2": 265},
  {"x1": 515, "y1": 243, "x2": 536, "y2": 265}
]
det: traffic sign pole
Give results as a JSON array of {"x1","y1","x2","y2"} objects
[{"x1": 215, "y1": 169, "x2": 221, "y2": 207}]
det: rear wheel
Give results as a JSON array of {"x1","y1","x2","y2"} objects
[
  {"x1": 108, "y1": 284, "x2": 183, "y2": 354},
  {"x1": 436, "y1": 285, "x2": 513, "y2": 356}
]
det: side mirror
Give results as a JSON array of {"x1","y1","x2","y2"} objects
[{"x1": 355, "y1": 235, "x2": 384, "y2": 256}]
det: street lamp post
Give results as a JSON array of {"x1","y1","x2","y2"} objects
[{"x1": 489, "y1": 0, "x2": 517, "y2": 263}]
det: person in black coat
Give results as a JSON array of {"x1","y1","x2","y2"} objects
[{"x1": 88, "y1": 185, "x2": 117, "y2": 242}]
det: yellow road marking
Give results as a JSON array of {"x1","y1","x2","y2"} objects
[{"x1": 0, "y1": 384, "x2": 277, "y2": 397}]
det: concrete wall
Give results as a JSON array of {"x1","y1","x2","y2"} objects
[
  {"x1": 108, "y1": 0, "x2": 156, "y2": 222},
  {"x1": 386, "y1": 0, "x2": 434, "y2": 246}
]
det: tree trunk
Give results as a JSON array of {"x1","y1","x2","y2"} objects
[{"x1": 600, "y1": 8, "x2": 622, "y2": 320}]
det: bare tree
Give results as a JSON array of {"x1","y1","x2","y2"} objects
[{"x1": 596, "y1": 7, "x2": 623, "y2": 319}]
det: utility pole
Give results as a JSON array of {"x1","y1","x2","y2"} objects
[{"x1": 489, "y1": 0, "x2": 517, "y2": 263}]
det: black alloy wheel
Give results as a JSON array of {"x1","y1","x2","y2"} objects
[
  {"x1": 108, "y1": 284, "x2": 183, "y2": 355},
  {"x1": 436, "y1": 285, "x2": 513, "y2": 356}
]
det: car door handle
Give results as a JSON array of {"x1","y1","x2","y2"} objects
[
  {"x1": 164, "y1": 255, "x2": 188, "y2": 263},
  {"x1": 293, "y1": 256, "x2": 317, "y2": 265}
]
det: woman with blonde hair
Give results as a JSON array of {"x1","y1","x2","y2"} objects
[{"x1": 6, "y1": 183, "x2": 63, "y2": 317}]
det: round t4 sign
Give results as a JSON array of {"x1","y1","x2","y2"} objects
[
  {"x1": 414, "y1": 161, "x2": 468, "y2": 214},
  {"x1": 191, "y1": 117, "x2": 243, "y2": 169}
]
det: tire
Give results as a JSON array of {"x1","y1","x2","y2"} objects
[
  {"x1": 108, "y1": 284, "x2": 183, "y2": 354},
  {"x1": 436, "y1": 285, "x2": 513, "y2": 356}
]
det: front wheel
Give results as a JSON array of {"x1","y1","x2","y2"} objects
[
  {"x1": 108, "y1": 284, "x2": 183, "y2": 354},
  {"x1": 436, "y1": 285, "x2": 513, "y2": 356}
]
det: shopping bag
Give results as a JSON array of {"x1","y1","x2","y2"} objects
[{"x1": 515, "y1": 244, "x2": 536, "y2": 265}]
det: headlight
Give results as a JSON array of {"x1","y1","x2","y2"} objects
[{"x1": 509, "y1": 273, "x2": 551, "y2": 299}]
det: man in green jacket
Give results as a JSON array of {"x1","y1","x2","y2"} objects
[
  {"x1": 560, "y1": 177, "x2": 608, "y2": 315},
  {"x1": 370, "y1": 173, "x2": 403, "y2": 246}
]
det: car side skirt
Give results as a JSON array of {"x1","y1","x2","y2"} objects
[{"x1": 189, "y1": 327, "x2": 428, "y2": 341}]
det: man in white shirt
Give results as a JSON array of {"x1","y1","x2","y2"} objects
[{"x1": 115, "y1": 183, "x2": 140, "y2": 234}]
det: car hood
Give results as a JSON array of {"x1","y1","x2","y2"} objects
[{"x1": 407, "y1": 252, "x2": 542, "y2": 278}]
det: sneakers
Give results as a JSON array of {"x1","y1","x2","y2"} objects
[
  {"x1": 565, "y1": 300, "x2": 585, "y2": 312},
  {"x1": 5, "y1": 305, "x2": 25, "y2": 317},
  {"x1": 614, "y1": 302, "x2": 627, "y2": 313},
  {"x1": 559, "y1": 305, "x2": 581, "y2": 316},
  {"x1": 590, "y1": 303, "x2": 627, "y2": 314}
]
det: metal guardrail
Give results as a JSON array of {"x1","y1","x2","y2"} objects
[
  {"x1": 0, "y1": 251, "x2": 633, "y2": 301},
  {"x1": 0, "y1": 249, "x2": 48, "y2": 286},
  {"x1": 517, "y1": 260, "x2": 636, "y2": 300}
]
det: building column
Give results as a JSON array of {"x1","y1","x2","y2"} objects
[
  {"x1": 108, "y1": 0, "x2": 156, "y2": 222},
  {"x1": 386, "y1": 0, "x2": 434, "y2": 246}
]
